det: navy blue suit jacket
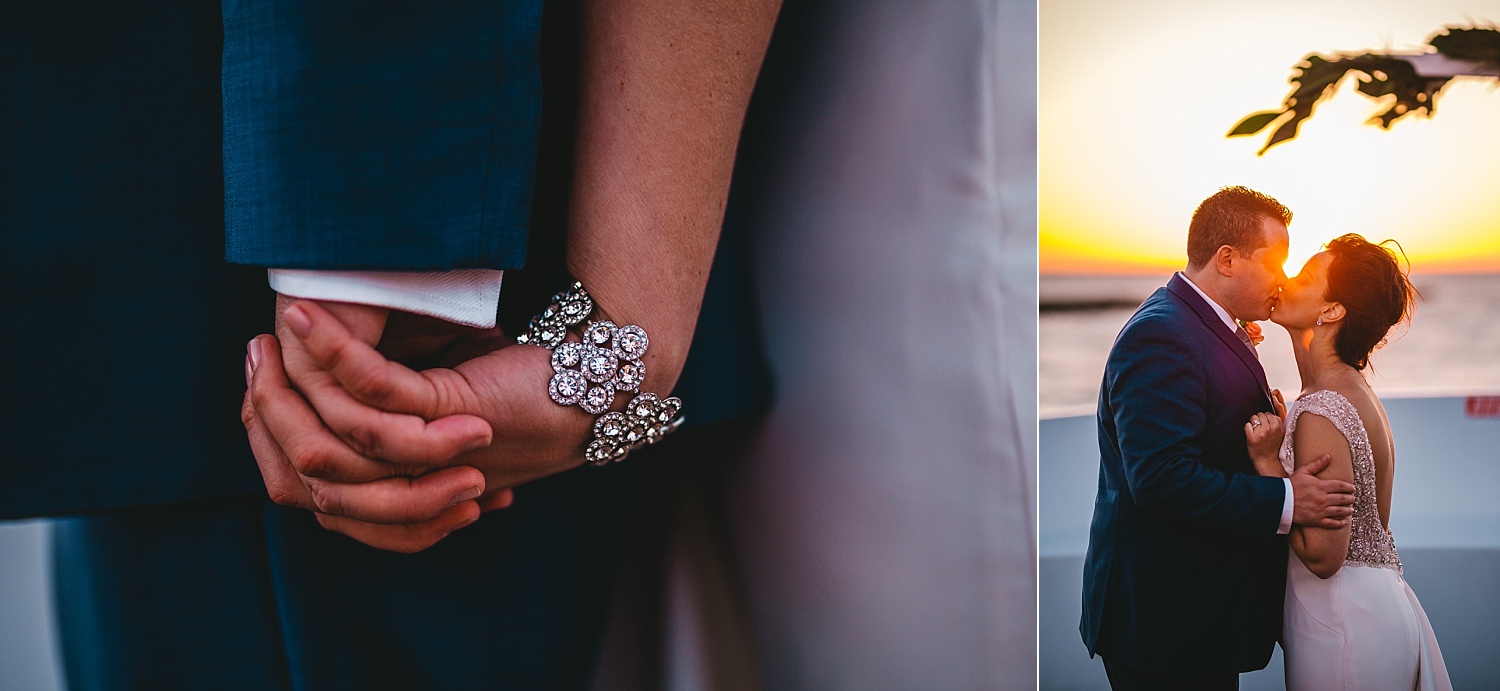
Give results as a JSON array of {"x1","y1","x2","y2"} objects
[{"x1": 1080, "y1": 273, "x2": 1288, "y2": 673}]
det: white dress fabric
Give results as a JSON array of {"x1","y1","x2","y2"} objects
[
  {"x1": 721, "y1": 0, "x2": 1036, "y2": 688},
  {"x1": 592, "y1": 2, "x2": 1034, "y2": 689},
  {"x1": 1278, "y1": 390, "x2": 1452, "y2": 691}
]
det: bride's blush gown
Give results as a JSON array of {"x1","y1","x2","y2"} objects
[{"x1": 1278, "y1": 390, "x2": 1452, "y2": 690}]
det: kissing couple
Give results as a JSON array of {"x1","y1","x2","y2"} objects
[{"x1": 1081, "y1": 186, "x2": 1453, "y2": 690}]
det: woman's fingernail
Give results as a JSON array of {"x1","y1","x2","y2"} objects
[
  {"x1": 284, "y1": 305, "x2": 312, "y2": 338},
  {"x1": 449, "y1": 486, "x2": 482, "y2": 507},
  {"x1": 248, "y1": 338, "x2": 262, "y2": 371},
  {"x1": 463, "y1": 433, "x2": 492, "y2": 452}
]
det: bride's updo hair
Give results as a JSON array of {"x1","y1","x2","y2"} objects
[{"x1": 1324, "y1": 233, "x2": 1417, "y2": 370}]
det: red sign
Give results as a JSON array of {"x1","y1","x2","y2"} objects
[{"x1": 1465, "y1": 397, "x2": 1500, "y2": 419}]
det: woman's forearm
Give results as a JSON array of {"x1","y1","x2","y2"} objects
[{"x1": 566, "y1": 0, "x2": 782, "y2": 394}]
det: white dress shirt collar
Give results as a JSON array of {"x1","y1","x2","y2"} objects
[{"x1": 1177, "y1": 271, "x2": 1240, "y2": 335}]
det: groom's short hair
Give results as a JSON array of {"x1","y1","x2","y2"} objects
[{"x1": 1186, "y1": 186, "x2": 1292, "y2": 269}]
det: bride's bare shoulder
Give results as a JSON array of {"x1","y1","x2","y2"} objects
[{"x1": 1288, "y1": 410, "x2": 1355, "y2": 478}]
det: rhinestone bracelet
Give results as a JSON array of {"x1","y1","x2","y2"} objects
[{"x1": 519, "y1": 280, "x2": 685, "y2": 464}]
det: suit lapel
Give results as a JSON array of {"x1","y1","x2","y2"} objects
[{"x1": 1166, "y1": 274, "x2": 1274, "y2": 406}]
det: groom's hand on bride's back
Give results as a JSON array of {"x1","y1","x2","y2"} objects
[{"x1": 1291, "y1": 454, "x2": 1356, "y2": 530}]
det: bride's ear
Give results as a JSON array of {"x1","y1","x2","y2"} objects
[{"x1": 1321, "y1": 302, "x2": 1346, "y2": 325}]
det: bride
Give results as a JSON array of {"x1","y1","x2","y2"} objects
[{"x1": 1243, "y1": 233, "x2": 1452, "y2": 690}]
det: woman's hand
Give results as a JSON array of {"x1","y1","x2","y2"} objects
[{"x1": 1246, "y1": 388, "x2": 1288, "y2": 477}]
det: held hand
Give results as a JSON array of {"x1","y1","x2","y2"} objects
[
  {"x1": 1245, "y1": 410, "x2": 1286, "y2": 476},
  {"x1": 278, "y1": 299, "x2": 599, "y2": 501},
  {"x1": 272, "y1": 296, "x2": 496, "y2": 474},
  {"x1": 245, "y1": 296, "x2": 514, "y2": 553},
  {"x1": 1290, "y1": 454, "x2": 1357, "y2": 530},
  {"x1": 243, "y1": 334, "x2": 512, "y2": 552}
]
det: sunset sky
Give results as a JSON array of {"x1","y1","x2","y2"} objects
[{"x1": 1040, "y1": 0, "x2": 1500, "y2": 275}]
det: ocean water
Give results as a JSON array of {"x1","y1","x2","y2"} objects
[{"x1": 1040, "y1": 273, "x2": 1500, "y2": 416}]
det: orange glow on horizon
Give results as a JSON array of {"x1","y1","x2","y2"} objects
[
  {"x1": 1041, "y1": 223, "x2": 1500, "y2": 275},
  {"x1": 1040, "y1": 0, "x2": 1500, "y2": 276}
]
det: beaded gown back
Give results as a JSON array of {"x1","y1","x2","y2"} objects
[
  {"x1": 1276, "y1": 390, "x2": 1451, "y2": 690},
  {"x1": 1279, "y1": 390, "x2": 1403, "y2": 573}
]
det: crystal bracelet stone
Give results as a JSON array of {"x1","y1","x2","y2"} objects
[{"x1": 585, "y1": 393, "x2": 685, "y2": 466}]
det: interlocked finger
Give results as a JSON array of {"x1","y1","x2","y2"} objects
[
  {"x1": 300, "y1": 467, "x2": 485, "y2": 524},
  {"x1": 243, "y1": 383, "x2": 316, "y2": 512},
  {"x1": 246, "y1": 369, "x2": 485, "y2": 542},
  {"x1": 247, "y1": 335, "x2": 488, "y2": 524},
  {"x1": 250, "y1": 335, "x2": 406, "y2": 482},
  {"x1": 282, "y1": 302, "x2": 493, "y2": 466},
  {"x1": 243, "y1": 365, "x2": 483, "y2": 521},
  {"x1": 316, "y1": 501, "x2": 482, "y2": 554}
]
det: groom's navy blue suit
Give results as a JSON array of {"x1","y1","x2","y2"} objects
[
  {"x1": 1, "y1": 1, "x2": 770, "y2": 689},
  {"x1": 1081, "y1": 273, "x2": 1288, "y2": 676}
]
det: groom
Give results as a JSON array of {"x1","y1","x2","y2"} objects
[{"x1": 1080, "y1": 186, "x2": 1358, "y2": 689}]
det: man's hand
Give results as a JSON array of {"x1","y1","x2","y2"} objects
[
  {"x1": 273, "y1": 296, "x2": 498, "y2": 473},
  {"x1": 1290, "y1": 454, "x2": 1356, "y2": 529},
  {"x1": 243, "y1": 296, "x2": 514, "y2": 553},
  {"x1": 244, "y1": 334, "x2": 514, "y2": 552}
]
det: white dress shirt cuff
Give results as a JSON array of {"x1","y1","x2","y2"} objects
[
  {"x1": 267, "y1": 269, "x2": 503, "y2": 329},
  {"x1": 1279, "y1": 477, "x2": 1294, "y2": 534}
]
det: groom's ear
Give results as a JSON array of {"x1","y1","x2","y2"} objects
[{"x1": 1213, "y1": 244, "x2": 1238, "y2": 277}]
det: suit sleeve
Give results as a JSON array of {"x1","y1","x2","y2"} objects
[
  {"x1": 1108, "y1": 318, "x2": 1285, "y2": 535},
  {"x1": 220, "y1": 0, "x2": 542, "y2": 270}
]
